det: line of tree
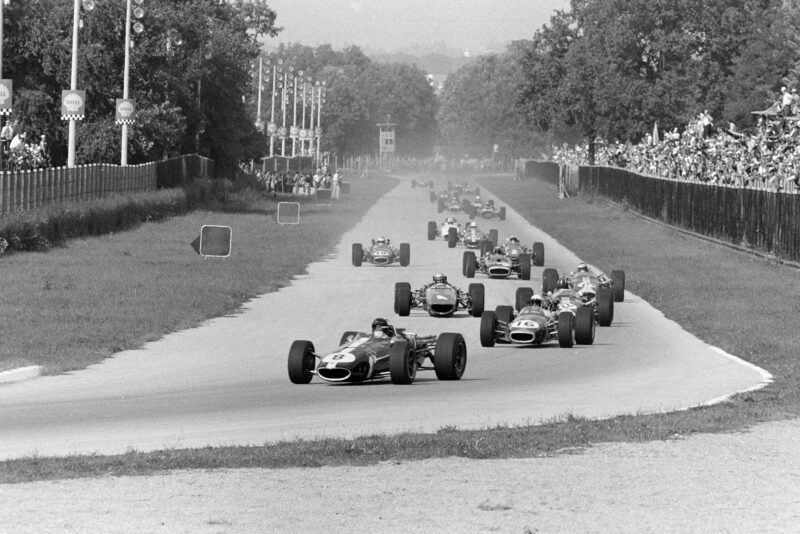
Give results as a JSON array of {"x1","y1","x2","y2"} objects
[{"x1": 437, "y1": 0, "x2": 800, "y2": 162}]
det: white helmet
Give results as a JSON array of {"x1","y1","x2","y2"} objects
[
  {"x1": 468, "y1": 221, "x2": 478, "y2": 229},
  {"x1": 530, "y1": 294, "x2": 543, "y2": 307}
]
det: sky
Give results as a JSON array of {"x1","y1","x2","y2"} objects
[{"x1": 264, "y1": 0, "x2": 571, "y2": 56}]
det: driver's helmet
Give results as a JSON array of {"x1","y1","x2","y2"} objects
[
  {"x1": 445, "y1": 217, "x2": 455, "y2": 224},
  {"x1": 576, "y1": 262, "x2": 589, "y2": 272},
  {"x1": 493, "y1": 246, "x2": 503, "y2": 254},
  {"x1": 432, "y1": 272, "x2": 447, "y2": 284},
  {"x1": 371, "y1": 317, "x2": 394, "y2": 338},
  {"x1": 556, "y1": 277, "x2": 572, "y2": 290},
  {"x1": 474, "y1": 195, "x2": 481, "y2": 202},
  {"x1": 530, "y1": 294, "x2": 543, "y2": 310},
  {"x1": 507, "y1": 236, "x2": 519, "y2": 244},
  {"x1": 467, "y1": 221, "x2": 478, "y2": 229},
  {"x1": 375, "y1": 236, "x2": 387, "y2": 246}
]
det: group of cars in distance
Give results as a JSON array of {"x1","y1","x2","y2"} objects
[{"x1": 288, "y1": 179, "x2": 626, "y2": 385}]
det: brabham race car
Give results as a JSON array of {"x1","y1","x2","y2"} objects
[
  {"x1": 479, "y1": 291, "x2": 595, "y2": 348},
  {"x1": 462, "y1": 237, "x2": 545, "y2": 280},
  {"x1": 394, "y1": 273, "x2": 484, "y2": 318},
  {"x1": 288, "y1": 318, "x2": 467, "y2": 385},
  {"x1": 352, "y1": 236, "x2": 410, "y2": 266}
]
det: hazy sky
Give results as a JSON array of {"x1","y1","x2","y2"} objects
[{"x1": 265, "y1": 0, "x2": 570, "y2": 55}]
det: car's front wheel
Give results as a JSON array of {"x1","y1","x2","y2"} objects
[
  {"x1": 389, "y1": 341, "x2": 416, "y2": 384},
  {"x1": 288, "y1": 340, "x2": 315, "y2": 384},
  {"x1": 434, "y1": 333, "x2": 467, "y2": 380}
]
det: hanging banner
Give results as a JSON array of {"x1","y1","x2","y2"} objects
[
  {"x1": 290, "y1": 125, "x2": 299, "y2": 138},
  {"x1": 0, "y1": 80, "x2": 13, "y2": 116},
  {"x1": 61, "y1": 90, "x2": 86, "y2": 121},
  {"x1": 115, "y1": 98, "x2": 137, "y2": 125}
]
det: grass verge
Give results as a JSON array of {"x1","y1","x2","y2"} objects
[{"x1": 1, "y1": 173, "x2": 798, "y2": 483}]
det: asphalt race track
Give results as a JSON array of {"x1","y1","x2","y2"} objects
[{"x1": 0, "y1": 175, "x2": 772, "y2": 460}]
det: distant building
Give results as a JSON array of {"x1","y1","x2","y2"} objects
[{"x1": 426, "y1": 74, "x2": 447, "y2": 96}]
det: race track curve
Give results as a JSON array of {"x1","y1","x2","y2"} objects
[{"x1": 0, "y1": 174, "x2": 772, "y2": 460}]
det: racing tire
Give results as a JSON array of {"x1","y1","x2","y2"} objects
[
  {"x1": 489, "y1": 229, "x2": 498, "y2": 247},
  {"x1": 464, "y1": 251, "x2": 476, "y2": 278},
  {"x1": 447, "y1": 227, "x2": 458, "y2": 248},
  {"x1": 518, "y1": 253, "x2": 532, "y2": 280},
  {"x1": 434, "y1": 333, "x2": 467, "y2": 380},
  {"x1": 495, "y1": 305, "x2": 514, "y2": 326},
  {"x1": 468, "y1": 283, "x2": 485, "y2": 317},
  {"x1": 479, "y1": 240, "x2": 492, "y2": 256},
  {"x1": 532, "y1": 242, "x2": 545, "y2": 267},
  {"x1": 427, "y1": 221, "x2": 437, "y2": 240},
  {"x1": 399, "y1": 243, "x2": 411, "y2": 266},
  {"x1": 288, "y1": 340, "x2": 315, "y2": 384},
  {"x1": 429, "y1": 191, "x2": 436, "y2": 203},
  {"x1": 395, "y1": 282, "x2": 412, "y2": 316},
  {"x1": 515, "y1": 287, "x2": 534, "y2": 312},
  {"x1": 611, "y1": 269, "x2": 626, "y2": 302},
  {"x1": 542, "y1": 268, "x2": 559, "y2": 294},
  {"x1": 499, "y1": 207, "x2": 506, "y2": 221},
  {"x1": 480, "y1": 311, "x2": 497, "y2": 347},
  {"x1": 352, "y1": 243, "x2": 363, "y2": 267},
  {"x1": 339, "y1": 331, "x2": 359, "y2": 346},
  {"x1": 557, "y1": 313, "x2": 575, "y2": 348},
  {"x1": 437, "y1": 199, "x2": 444, "y2": 213},
  {"x1": 468, "y1": 206, "x2": 477, "y2": 220},
  {"x1": 389, "y1": 341, "x2": 417, "y2": 385},
  {"x1": 574, "y1": 306, "x2": 596, "y2": 345},
  {"x1": 597, "y1": 287, "x2": 614, "y2": 326}
]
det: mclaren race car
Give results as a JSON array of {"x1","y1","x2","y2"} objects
[
  {"x1": 288, "y1": 319, "x2": 467, "y2": 385},
  {"x1": 352, "y1": 236, "x2": 410, "y2": 266},
  {"x1": 394, "y1": 273, "x2": 484, "y2": 318}
]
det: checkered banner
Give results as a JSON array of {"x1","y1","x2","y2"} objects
[
  {"x1": 115, "y1": 98, "x2": 136, "y2": 125},
  {"x1": 61, "y1": 90, "x2": 86, "y2": 121},
  {"x1": 0, "y1": 79, "x2": 12, "y2": 115}
]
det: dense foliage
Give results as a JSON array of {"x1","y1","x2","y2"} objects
[{"x1": 437, "y1": 0, "x2": 800, "y2": 161}]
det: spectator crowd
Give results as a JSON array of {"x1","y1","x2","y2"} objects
[
  {"x1": 0, "y1": 119, "x2": 51, "y2": 171},
  {"x1": 254, "y1": 166, "x2": 343, "y2": 198},
  {"x1": 550, "y1": 92, "x2": 800, "y2": 193}
]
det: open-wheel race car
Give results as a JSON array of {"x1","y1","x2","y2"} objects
[
  {"x1": 427, "y1": 217, "x2": 463, "y2": 248},
  {"x1": 462, "y1": 237, "x2": 545, "y2": 280},
  {"x1": 411, "y1": 179, "x2": 434, "y2": 189},
  {"x1": 394, "y1": 273, "x2": 484, "y2": 318},
  {"x1": 288, "y1": 318, "x2": 467, "y2": 385},
  {"x1": 542, "y1": 264, "x2": 625, "y2": 302},
  {"x1": 541, "y1": 267, "x2": 620, "y2": 326},
  {"x1": 352, "y1": 236, "x2": 410, "y2": 266},
  {"x1": 466, "y1": 198, "x2": 506, "y2": 220},
  {"x1": 428, "y1": 219, "x2": 498, "y2": 250},
  {"x1": 480, "y1": 289, "x2": 595, "y2": 349}
]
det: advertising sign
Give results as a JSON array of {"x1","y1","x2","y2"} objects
[
  {"x1": 61, "y1": 90, "x2": 86, "y2": 121},
  {"x1": 0, "y1": 80, "x2": 12, "y2": 115},
  {"x1": 115, "y1": 99, "x2": 136, "y2": 125}
]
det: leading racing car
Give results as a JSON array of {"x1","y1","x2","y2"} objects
[
  {"x1": 352, "y1": 236, "x2": 410, "y2": 266},
  {"x1": 288, "y1": 317, "x2": 467, "y2": 385}
]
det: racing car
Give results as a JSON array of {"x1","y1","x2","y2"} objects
[
  {"x1": 474, "y1": 199, "x2": 506, "y2": 220},
  {"x1": 288, "y1": 318, "x2": 467, "y2": 385},
  {"x1": 462, "y1": 238, "x2": 545, "y2": 280},
  {"x1": 542, "y1": 271, "x2": 617, "y2": 326},
  {"x1": 479, "y1": 290, "x2": 595, "y2": 348},
  {"x1": 428, "y1": 220, "x2": 498, "y2": 250},
  {"x1": 542, "y1": 265, "x2": 625, "y2": 302},
  {"x1": 427, "y1": 217, "x2": 463, "y2": 248},
  {"x1": 394, "y1": 273, "x2": 484, "y2": 318},
  {"x1": 352, "y1": 236, "x2": 410, "y2": 266}
]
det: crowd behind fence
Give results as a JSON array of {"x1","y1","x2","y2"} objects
[
  {"x1": 519, "y1": 159, "x2": 800, "y2": 263},
  {"x1": 0, "y1": 154, "x2": 214, "y2": 216}
]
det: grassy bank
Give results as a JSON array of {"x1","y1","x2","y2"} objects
[
  {"x1": 1, "y1": 172, "x2": 798, "y2": 483},
  {"x1": 0, "y1": 176, "x2": 396, "y2": 374}
]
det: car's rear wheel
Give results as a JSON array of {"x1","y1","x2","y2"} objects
[
  {"x1": 437, "y1": 199, "x2": 444, "y2": 213},
  {"x1": 611, "y1": 269, "x2": 626, "y2": 302},
  {"x1": 351, "y1": 243, "x2": 363, "y2": 267},
  {"x1": 447, "y1": 227, "x2": 458, "y2": 248},
  {"x1": 499, "y1": 207, "x2": 506, "y2": 221},
  {"x1": 480, "y1": 311, "x2": 497, "y2": 347},
  {"x1": 489, "y1": 229, "x2": 498, "y2": 247},
  {"x1": 427, "y1": 221, "x2": 437, "y2": 240},
  {"x1": 389, "y1": 341, "x2": 416, "y2": 384},
  {"x1": 515, "y1": 287, "x2": 534, "y2": 312},
  {"x1": 468, "y1": 283, "x2": 485, "y2": 317},
  {"x1": 495, "y1": 305, "x2": 514, "y2": 326},
  {"x1": 429, "y1": 191, "x2": 436, "y2": 203},
  {"x1": 518, "y1": 253, "x2": 531, "y2": 280},
  {"x1": 464, "y1": 251, "x2": 476, "y2": 278},
  {"x1": 557, "y1": 313, "x2": 575, "y2": 348},
  {"x1": 597, "y1": 287, "x2": 614, "y2": 326},
  {"x1": 533, "y1": 242, "x2": 545, "y2": 267},
  {"x1": 399, "y1": 243, "x2": 410, "y2": 266},
  {"x1": 434, "y1": 333, "x2": 467, "y2": 380},
  {"x1": 339, "y1": 331, "x2": 359, "y2": 346},
  {"x1": 479, "y1": 240, "x2": 492, "y2": 256},
  {"x1": 288, "y1": 340, "x2": 315, "y2": 384},
  {"x1": 574, "y1": 306, "x2": 596, "y2": 345},
  {"x1": 542, "y1": 268, "x2": 559, "y2": 294},
  {"x1": 395, "y1": 282, "x2": 412, "y2": 316}
]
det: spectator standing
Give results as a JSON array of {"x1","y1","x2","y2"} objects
[{"x1": 332, "y1": 169, "x2": 341, "y2": 198}]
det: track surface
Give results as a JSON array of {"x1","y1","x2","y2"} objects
[{"x1": 0, "y1": 175, "x2": 771, "y2": 460}]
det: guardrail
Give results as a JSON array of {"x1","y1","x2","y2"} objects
[{"x1": 0, "y1": 155, "x2": 214, "y2": 215}]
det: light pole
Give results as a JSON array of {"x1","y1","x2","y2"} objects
[{"x1": 121, "y1": 0, "x2": 144, "y2": 166}]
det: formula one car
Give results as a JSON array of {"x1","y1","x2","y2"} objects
[
  {"x1": 394, "y1": 273, "x2": 484, "y2": 317},
  {"x1": 461, "y1": 222, "x2": 498, "y2": 250},
  {"x1": 411, "y1": 179, "x2": 434, "y2": 189},
  {"x1": 479, "y1": 292, "x2": 595, "y2": 348},
  {"x1": 474, "y1": 199, "x2": 506, "y2": 220},
  {"x1": 462, "y1": 238, "x2": 545, "y2": 280},
  {"x1": 427, "y1": 217, "x2": 463, "y2": 248},
  {"x1": 542, "y1": 271, "x2": 617, "y2": 326},
  {"x1": 542, "y1": 265, "x2": 625, "y2": 302},
  {"x1": 352, "y1": 236, "x2": 410, "y2": 266},
  {"x1": 288, "y1": 318, "x2": 467, "y2": 385}
]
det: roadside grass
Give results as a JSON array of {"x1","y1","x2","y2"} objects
[
  {"x1": 1, "y1": 173, "x2": 798, "y2": 483},
  {"x1": 0, "y1": 177, "x2": 395, "y2": 374}
]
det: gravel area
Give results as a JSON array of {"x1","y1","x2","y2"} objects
[{"x1": 3, "y1": 418, "x2": 799, "y2": 533}]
